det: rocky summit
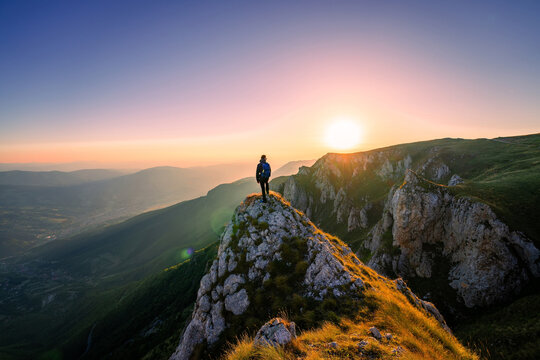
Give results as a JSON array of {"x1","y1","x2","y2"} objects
[{"x1": 170, "y1": 192, "x2": 470, "y2": 360}]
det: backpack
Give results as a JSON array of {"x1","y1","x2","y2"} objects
[{"x1": 261, "y1": 162, "x2": 271, "y2": 179}]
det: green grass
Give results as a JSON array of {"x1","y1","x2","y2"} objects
[
  {"x1": 276, "y1": 134, "x2": 540, "y2": 250},
  {"x1": 455, "y1": 283, "x2": 540, "y2": 360},
  {"x1": 70, "y1": 243, "x2": 218, "y2": 360},
  {"x1": 0, "y1": 244, "x2": 218, "y2": 360}
]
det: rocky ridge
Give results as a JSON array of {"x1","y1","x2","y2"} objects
[
  {"x1": 170, "y1": 193, "x2": 450, "y2": 359},
  {"x1": 280, "y1": 145, "x2": 540, "y2": 309}
]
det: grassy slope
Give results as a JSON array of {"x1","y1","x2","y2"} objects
[
  {"x1": 455, "y1": 285, "x2": 540, "y2": 360},
  {"x1": 64, "y1": 244, "x2": 219, "y2": 360},
  {"x1": 19, "y1": 178, "x2": 259, "y2": 282},
  {"x1": 0, "y1": 178, "x2": 259, "y2": 359},
  {"x1": 444, "y1": 136, "x2": 540, "y2": 245}
]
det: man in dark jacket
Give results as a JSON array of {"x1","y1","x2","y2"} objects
[{"x1": 256, "y1": 154, "x2": 271, "y2": 202}]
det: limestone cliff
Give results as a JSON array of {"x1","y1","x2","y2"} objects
[
  {"x1": 279, "y1": 138, "x2": 540, "y2": 309},
  {"x1": 369, "y1": 170, "x2": 540, "y2": 308}
]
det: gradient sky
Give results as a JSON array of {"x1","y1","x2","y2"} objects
[{"x1": 1, "y1": 0, "x2": 539, "y2": 168}]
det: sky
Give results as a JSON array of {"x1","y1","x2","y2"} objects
[{"x1": 1, "y1": 0, "x2": 539, "y2": 169}]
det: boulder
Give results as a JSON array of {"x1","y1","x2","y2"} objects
[
  {"x1": 369, "y1": 326, "x2": 382, "y2": 340},
  {"x1": 254, "y1": 318, "x2": 296, "y2": 347},
  {"x1": 358, "y1": 340, "x2": 368, "y2": 349},
  {"x1": 448, "y1": 174, "x2": 464, "y2": 186}
]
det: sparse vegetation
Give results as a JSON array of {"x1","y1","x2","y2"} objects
[{"x1": 223, "y1": 271, "x2": 479, "y2": 360}]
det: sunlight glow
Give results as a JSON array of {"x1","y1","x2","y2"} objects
[{"x1": 324, "y1": 118, "x2": 362, "y2": 150}]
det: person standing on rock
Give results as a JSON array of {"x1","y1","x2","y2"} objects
[{"x1": 256, "y1": 154, "x2": 271, "y2": 202}]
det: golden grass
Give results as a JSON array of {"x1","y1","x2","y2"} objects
[
  {"x1": 221, "y1": 336, "x2": 294, "y2": 360},
  {"x1": 255, "y1": 345, "x2": 292, "y2": 360},
  {"x1": 243, "y1": 191, "x2": 291, "y2": 207},
  {"x1": 356, "y1": 283, "x2": 478, "y2": 360},
  {"x1": 405, "y1": 169, "x2": 449, "y2": 188},
  {"x1": 299, "y1": 322, "x2": 342, "y2": 344},
  {"x1": 222, "y1": 335, "x2": 254, "y2": 360},
  {"x1": 223, "y1": 280, "x2": 479, "y2": 360}
]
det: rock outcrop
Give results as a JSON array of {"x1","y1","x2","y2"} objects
[
  {"x1": 448, "y1": 174, "x2": 464, "y2": 186},
  {"x1": 170, "y1": 193, "x2": 448, "y2": 360},
  {"x1": 282, "y1": 151, "x2": 420, "y2": 236},
  {"x1": 368, "y1": 170, "x2": 540, "y2": 308}
]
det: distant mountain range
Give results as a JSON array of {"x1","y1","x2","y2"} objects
[
  {"x1": 0, "y1": 169, "x2": 129, "y2": 187},
  {"x1": 0, "y1": 161, "x2": 307, "y2": 258},
  {"x1": 271, "y1": 159, "x2": 315, "y2": 177}
]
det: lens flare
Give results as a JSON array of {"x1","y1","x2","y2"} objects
[{"x1": 180, "y1": 247, "x2": 194, "y2": 260}]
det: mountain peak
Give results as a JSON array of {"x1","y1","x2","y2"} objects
[{"x1": 171, "y1": 193, "x2": 467, "y2": 359}]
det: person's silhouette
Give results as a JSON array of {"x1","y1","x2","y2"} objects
[{"x1": 256, "y1": 155, "x2": 271, "y2": 202}]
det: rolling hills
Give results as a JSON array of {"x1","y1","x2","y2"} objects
[
  {"x1": 0, "y1": 169, "x2": 128, "y2": 187},
  {"x1": 0, "y1": 163, "x2": 256, "y2": 257}
]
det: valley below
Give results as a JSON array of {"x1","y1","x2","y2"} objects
[{"x1": 0, "y1": 163, "x2": 263, "y2": 258}]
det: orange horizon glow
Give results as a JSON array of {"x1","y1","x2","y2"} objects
[
  {"x1": 2, "y1": 125, "x2": 538, "y2": 169},
  {"x1": 3, "y1": 50, "x2": 538, "y2": 167},
  {"x1": 2, "y1": 3, "x2": 539, "y2": 169}
]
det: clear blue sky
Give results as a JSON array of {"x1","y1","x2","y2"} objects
[{"x1": 1, "y1": 0, "x2": 539, "y2": 166}]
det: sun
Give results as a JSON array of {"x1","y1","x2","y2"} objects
[{"x1": 324, "y1": 118, "x2": 362, "y2": 150}]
